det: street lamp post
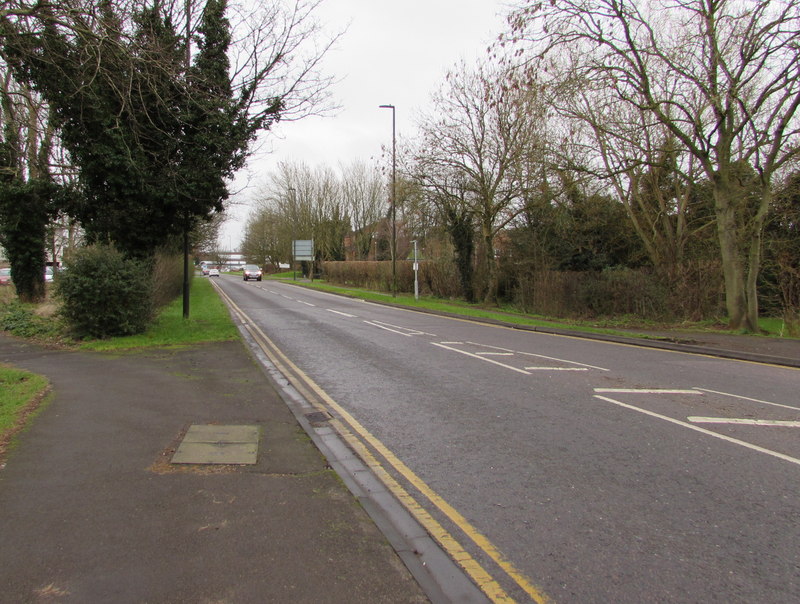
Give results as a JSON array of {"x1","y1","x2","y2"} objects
[
  {"x1": 288, "y1": 186, "x2": 296, "y2": 281},
  {"x1": 379, "y1": 104, "x2": 396, "y2": 297}
]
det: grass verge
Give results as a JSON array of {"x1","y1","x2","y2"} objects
[
  {"x1": 0, "y1": 365, "x2": 50, "y2": 463},
  {"x1": 79, "y1": 277, "x2": 239, "y2": 352},
  {"x1": 270, "y1": 276, "x2": 794, "y2": 339}
]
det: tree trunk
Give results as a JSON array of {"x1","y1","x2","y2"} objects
[
  {"x1": 481, "y1": 218, "x2": 498, "y2": 305},
  {"x1": 713, "y1": 178, "x2": 758, "y2": 332}
]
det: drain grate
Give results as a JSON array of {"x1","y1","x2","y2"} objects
[
  {"x1": 171, "y1": 424, "x2": 260, "y2": 465},
  {"x1": 305, "y1": 411, "x2": 331, "y2": 425}
]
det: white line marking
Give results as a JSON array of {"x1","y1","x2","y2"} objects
[
  {"x1": 364, "y1": 321, "x2": 413, "y2": 336},
  {"x1": 432, "y1": 342, "x2": 531, "y2": 375},
  {"x1": 441, "y1": 341, "x2": 463, "y2": 345},
  {"x1": 371, "y1": 320, "x2": 436, "y2": 336},
  {"x1": 468, "y1": 343, "x2": 514, "y2": 353},
  {"x1": 299, "y1": 300, "x2": 315, "y2": 307},
  {"x1": 594, "y1": 388, "x2": 701, "y2": 394},
  {"x1": 525, "y1": 367, "x2": 588, "y2": 371},
  {"x1": 476, "y1": 352, "x2": 514, "y2": 356},
  {"x1": 688, "y1": 417, "x2": 800, "y2": 428},
  {"x1": 327, "y1": 309, "x2": 356, "y2": 318},
  {"x1": 466, "y1": 341, "x2": 609, "y2": 371},
  {"x1": 693, "y1": 388, "x2": 800, "y2": 412},
  {"x1": 594, "y1": 395, "x2": 800, "y2": 467}
]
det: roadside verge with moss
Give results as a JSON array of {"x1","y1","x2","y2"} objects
[{"x1": 0, "y1": 366, "x2": 50, "y2": 466}]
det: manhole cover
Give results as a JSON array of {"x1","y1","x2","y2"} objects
[{"x1": 171, "y1": 424, "x2": 260, "y2": 465}]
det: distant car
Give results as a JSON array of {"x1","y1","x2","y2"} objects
[
  {"x1": 243, "y1": 264, "x2": 262, "y2": 281},
  {"x1": 0, "y1": 268, "x2": 11, "y2": 285},
  {"x1": 202, "y1": 265, "x2": 210, "y2": 276},
  {"x1": 208, "y1": 267, "x2": 220, "y2": 277},
  {"x1": 44, "y1": 267, "x2": 54, "y2": 282}
]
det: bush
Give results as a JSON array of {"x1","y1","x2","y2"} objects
[
  {"x1": 55, "y1": 244, "x2": 154, "y2": 339},
  {"x1": 0, "y1": 301, "x2": 62, "y2": 339}
]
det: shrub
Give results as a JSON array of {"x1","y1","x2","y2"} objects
[
  {"x1": 0, "y1": 301, "x2": 61, "y2": 339},
  {"x1": 322, "y1": 258, "x2": 461, "y2": 298},
  {"x1": 55, "y1": 244, "x2": 153, "y2": 339}
]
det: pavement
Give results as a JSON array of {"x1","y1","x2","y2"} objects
[
  {"x1": 0, "y1": 319, "x2": 798, "y2": 604},
  {"x1": 0, "y1": 334, "x2": 429, "y2": 603}
]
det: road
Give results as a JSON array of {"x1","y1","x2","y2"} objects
[{"x1": 214, "y1": 276, "x2": 800, "y2": 603}]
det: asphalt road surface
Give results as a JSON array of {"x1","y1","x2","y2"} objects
[{"x1": 215, "y1": 276, "x2": 800, "y2": 603}]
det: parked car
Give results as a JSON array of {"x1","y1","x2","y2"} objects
[
  {"x1": 208, "y1": 267, "x2": 220, "y2": 277},
  {"x1": 201, "y1": 265, "x2": 210, "y2": 276},
  {"x1": 0, "y1": 268, "x2": 11, "y2": 286},
  {"x1": 44, "y1": 267, "x2": 54, "y2": 282},
  {"x1": 243, "y1": 264, "x2": 262, "y2": 281}
]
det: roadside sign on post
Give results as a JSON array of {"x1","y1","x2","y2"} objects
[{"x1": 292, "y1": 240, "x2": 314, "y2": 261}]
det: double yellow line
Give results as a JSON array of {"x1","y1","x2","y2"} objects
[{"x1": 213, "y1": 282, "x2": 551, "y2": 604}]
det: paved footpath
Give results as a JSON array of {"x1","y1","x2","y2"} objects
[{"x1": 0, "y1": 334, "x2": 428, "y2": 603}]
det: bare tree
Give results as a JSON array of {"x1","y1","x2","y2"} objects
[
  {"x1": 504, "y1": 0, "x2": 800, "y2": 331},
  {"x1": 241, "y1": 205, "x2": 285, "y2": 267},
  {"x1": 246, "y1": 160, "x2": 351, "y2": 272},
  {"x1": 414, "y1": 60, "x2": 540, "y2": 304},
  {"x1": 339, "y1": 160, "x2": 385, "y2": 260},
  {"x1": 554, "y1": 82, "x2": 711, "y2": 271}
]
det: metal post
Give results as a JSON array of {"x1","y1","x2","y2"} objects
[
  {"x1": 379, "y1": 104, "x2": 396, "y2": 297},
  {"x1": 413, "y1": 239, "x2": 419, "y2": 300}
]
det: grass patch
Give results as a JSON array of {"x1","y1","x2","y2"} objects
[
  {"x1": 0, "y1": 366, "x2": 48, "y2": 433},
  {"x1": 284, "y1": 280, "x2": 799, "y2": 340},
  {"x1": 283, "y1": 280, "x2": 645, "y2": 337},
  {"x1": 266, "y1": 270, "x2": 298, "y2": 280},
  {"x1": 0, "y1": 365, "x2": 50, "y2": 461},
  {"x1": 79, "y1": 277, "x2": 239, "y2": 352}
]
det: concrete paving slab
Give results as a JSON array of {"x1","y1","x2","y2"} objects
[
  {"x1": 171, "y1": 441, "x2": 258, "y2": 464},
  {"x1": 172, "y1": 424, "x2": 260, "y2": 464},
  {"x1": 181, "y1": 424, "x2": 260, "y2": 444}
]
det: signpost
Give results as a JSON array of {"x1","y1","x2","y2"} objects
[{"x1": 292, "y1": 240, "x2": 314, "y2": 281}]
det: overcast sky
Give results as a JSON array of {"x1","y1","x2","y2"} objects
[{"x1": 221, "y1": 0, "x2": 511, "y2": 249}]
